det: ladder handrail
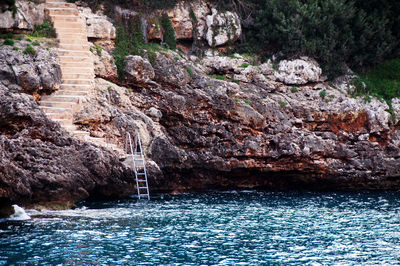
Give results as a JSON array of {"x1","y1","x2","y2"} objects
[{"x1": 127, "y1": 131, "x2": 150, "y2": 200}]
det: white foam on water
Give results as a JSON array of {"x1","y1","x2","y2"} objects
[{"x1": 9, "y1": 205, "x2": 31, "y2": 221}]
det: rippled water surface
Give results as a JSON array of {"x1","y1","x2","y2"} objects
[{"x1": 1, "y1": 191, "x2": 400, "y2": 264}]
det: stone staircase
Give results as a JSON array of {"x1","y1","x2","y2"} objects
[{"x1": 42, "y1": 0, "x2": 125, "y2": 156}]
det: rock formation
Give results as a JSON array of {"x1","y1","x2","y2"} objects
[{"x1": 1, "y1": 0, "x2": 400, "y2": 215}]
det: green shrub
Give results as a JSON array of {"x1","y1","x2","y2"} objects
[
  {"x1": 160, "y1": 13, "x2": 176, "y2": 50},
  {"x1": 187, "y1": 67, "x2": 193, "y2": 77},
  {"x1": 32, "y1": 21, "x2": 56, "y2": 38},
  {"x1": 32, "y1": 40, "x2": 40, "y2": 46},
  {"x1": 290, "y1": 87, "x2": 299, "y2": 93},
  {"x1": 319, "y1": 90, "x2": 327, "y2": 99},
  {"x1": 243, "y1": 0, "x2": 399, "y2": 78},
  {"x1": 239, "y1": 63, "x2": 250, "y2": 68},
  {"x1": 351, "y1": 58, "x2": 400, "y2": 103},
  {"x1": 12, "y1": 46, "x2": 20, "y2": 51},
  {"x1": 3, "y1": 39, "x2": 14, "y2": 46},
  {"x1": 114, "y1": 25, "x2": 131, "y2": 80},
  {"x1": 210, "y1": 74, "x2": 227, "y2": 81},
  {"x1": 278, "y1": 101, "x2": 287, "y2": 108},
  {"x1": 0, "y1": 33, "x2": 15, "y2": 39},
  {"x1": 92, "y1": 45, "x2": 102, "y2": 56},
  {"x1": 243, "y1": 99, "x2": 251, "y2": 105},
  {"x1": 23, "y1": 44, "x2": 36, "y2": 56}
]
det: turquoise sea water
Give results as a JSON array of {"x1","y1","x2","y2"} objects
[{"x1": 1, "y1": 191, "x2": 400, "y2": 264}]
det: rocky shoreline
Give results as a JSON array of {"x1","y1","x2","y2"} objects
[{"x1": 1, "y1": 0, "x2": 400, "y2": 216}]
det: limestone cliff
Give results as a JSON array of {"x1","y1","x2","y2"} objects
[{"x1": 1, "y1": 0, "x2": 400, "y2": 215}]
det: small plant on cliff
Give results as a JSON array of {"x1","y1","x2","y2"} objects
[
  {"x1": 3, "y1": 39, "x2": 14, "y2": 46},
  {"x1": 319, "y1": 89, "x2": 327, "y2": 99},
  {"x1": 243, "y1": 99, "x2": 251, "y2": 105},
  {"x1": 32, "y1": 40, "x2": 40, "y2": 46},
  {"x1": 114, "y1": 25, "x2": 132, "y2": 80},
  {"x1": 160, "y1": 13, "x2": 176, "y2": 50},
  {"x1": 278, "y1": 101, "x2": 287, "y2": 108},
  {"x1": 186, "y1": 67, "x2": 193, "y2": 77},
  {"x1": 23, "y1": 44, "x2": 36, "y2": 56},
  {"x1": 239, "y1": 63, "x2": 250, "y2": 68},
  {"x1": 291, "y1": 87, "x2": 299, "y2": 93},
  {"x1": 32, "y1": 21, "x2": 56, "y2": 38}
]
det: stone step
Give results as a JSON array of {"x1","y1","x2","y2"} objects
[
  {"x1": 61, "y1": 84, "x2": 92, "y2": 90},
  {"x1": 62, "y1": 73, "x2": 94, "y2": 80},
  {"x1": 48, "y1": 8, "x2": 78, "y2": 16},
  {"x1": 53, "y1": 118, "x2": 73, "y2": 126},
  {"x1": 45, "y1": 112, "x2": 73, "y2": 120},
  {"x1": 53, "y1": 21, "x2": 85, "y2": 29},
  {"x1": 58, "y1": 37, "x2": 88, "y2": 45},
  {"x1": 62, "y1": 66, "x2": 93, "y2": 74},
  {"x1": 41, "y1": 95, "x2": 85, "y2": 103},
  {"x1": 39, "y1": 105, "x2": 73, "y2": 113},
  {"x1": 51, "y1": 15, "x2": 84, "y2": 23},
  {"x1": 71, "y1": 130, "x2": 91, "y2": 138},
  {"x1": 62, "y1": 79, "x2": 93, "y2": 85},
  {"x1": 58, "y1": 44, "x2": 90, "y2": 50},
  {"x1": 40, "y1": 101, "x2": 79, "y2": 109},
  {"x1": 56, "y1": 28, "x2": 85, "y2": 34},
  {"x1": 57, "y1": 33, "x2": 87, "y2": 40},
  {"x1": 59, "y1": 61, "x2": 93, "y2": 68},
  {"x1": 56, "y1": 90, "x2": 88, "y2": 96},
  {"x1": 58, "y1": 50, "x2": 91, "y2": 56},
  {"x1": 58, "y1": 56, "x2": 92, "y2": 63},
  {"x1": 46, "y1": 2, "x2": 76, "y2": 8}
]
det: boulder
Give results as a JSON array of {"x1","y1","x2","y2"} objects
[
  {"x1": 205, "y1": 8, "x2": 241, "y2": 47},
  {"x1": 123, "y1": 55, "x2": 155, "y2": 83},
  {"x1": 91, "y1": 44, "x2": 118, "y2": 80},
  {"x1": 78, "y1": 7, "x2": 116, "y2": 39},
  {"x1": 274, "y1": 57, "x2": 323, "y2": 85},
  {"x1": 0, "y1": 1, "x2": 46, "y2": 31},
  {"x1": 0, "y1": 43, "x2": 61, "y2": 94}
]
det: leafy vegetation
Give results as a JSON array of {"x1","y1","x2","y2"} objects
[
  {"x1": 290, "y1": 87, "x2": 299, "y2": 93},
  {"x1": 31, "y1": 21, "x2": 56, "y2": 38},
  {"x1": 319, "y1": 90, "x2": 327, "y2": 99},
  {"x1": 3, "y1": 39, "x2": 14, "y2": 46},
  {"x1": 160, "y1": 13, "x2": 176, "y2": 50},
  {"x1": 23, "y1": 44, "x2": 36, "y2": 56},
  {"x1": 209, "y1": 74, "x2": 227, "y2": 81},
  {"x1": 243, "y1": 99, "x2": 251, "y2": 105},
  {"x1": 278, "y1": 101, "x2": 287, "y2": 108},
  {"x1": 239, "y1": 63, "x2": 250, "y2": 68},
  {"x1": 238, "y1": 0, "x2": 400, "y2": 78},
  {"x1": 91, "y1": 45, "x2": 103, "y2": 56},
  {"x1": 186, "y1": 67, "x2": 193, "y2": 77},
  {"x1": 32, "y1": 40, "x2": 40, "y2": 46},
  {"x1": 351, "y1": 58, "x2": 400, "y2": 104}
]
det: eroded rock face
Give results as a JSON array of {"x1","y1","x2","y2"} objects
[
  {"x1": 0, "y1": 44, "x2": 61, "y2": 94},
  {"x1": 124, "y1": 55, "x2": 155, "y2": 84},
  {"x1": 274, "y1": 57, "x2": 323, "y2": 85},
  {"x1": 0, "y1": 84, "x2": 134, "y2": 210},
  {"x1": 108, "y1": 50, "x2": 400, "y2": 192},
  {"x1": 0, "y1": 0, "x2": 46, "y2": 31},
  {"x1": 78, "y1": 7, "x2": 116, "y2": 39},
  {"x1": 91, "y1": 43, "x2": 118, "y2": 80},
  {"x1": 205, "y1": 8, "x2": 241, "y2": 47}
]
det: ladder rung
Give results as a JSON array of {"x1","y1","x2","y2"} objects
[
  {"x1": 138, "y1": 187, "x2": 148, "y2": 189},
  {"x1": 137, "y1": 179, "x2": 147, "y2": 182},
  {"x1": 135, "y1": 165, "x2": 145, "y2": 168},
  {"x1": 139, "y1": 194, "x2": 149, "y2": 196},
  {"x1": 136, "y1": 173, "x2": 146, "y2": 175}
]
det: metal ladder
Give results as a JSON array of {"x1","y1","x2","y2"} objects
[{"x1": 127, "y1": 132, "x2": 150, "y2": 200}]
